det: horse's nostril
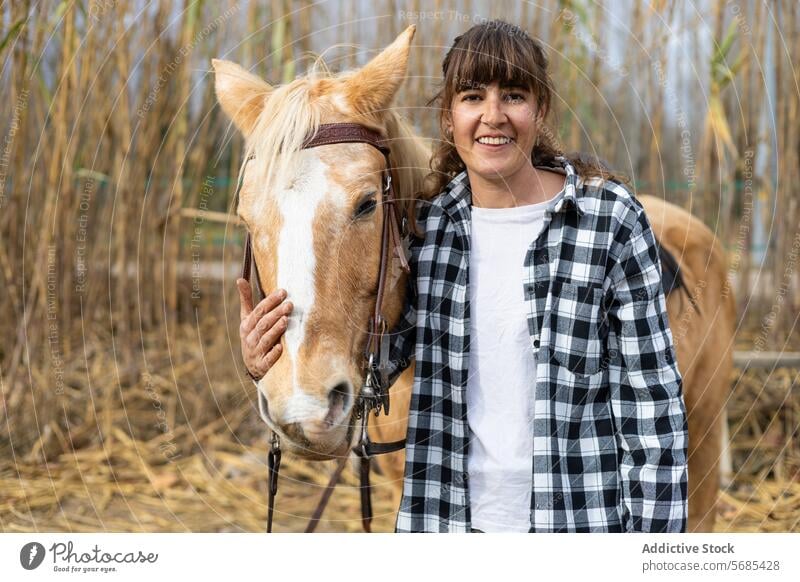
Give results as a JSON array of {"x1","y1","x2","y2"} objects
[{"x1": 328, "y1": 381, "x2": 351, "y2": 419}]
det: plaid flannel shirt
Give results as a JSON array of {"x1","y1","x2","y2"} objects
[{"x1": 386, "y1": 156, "x2": 688, "y2": 533}]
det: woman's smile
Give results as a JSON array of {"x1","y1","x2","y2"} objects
[{"x1": 475, "y1": 134, "x2": 515, "y2": 150}]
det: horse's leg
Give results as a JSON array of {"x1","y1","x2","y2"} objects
[
  {"x1": 686, "y1": 395, "x2": 723, "y2": 532},
  {"x1": 683, "y1": 303, "x2": 734, "y2": 532}
]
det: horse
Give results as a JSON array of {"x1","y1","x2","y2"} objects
[{"x1": 212, "y1": 25, "x2": 735, "y2": 533}]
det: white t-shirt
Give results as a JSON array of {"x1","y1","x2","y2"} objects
[{"x1": 466, "y1": 191, "x2": 563, "y2": 533}]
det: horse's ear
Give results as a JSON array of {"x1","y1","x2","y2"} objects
[
  {"x1": 212, "y1": 59, "x2": 272, "y2": 137},
  {"x1": 345, "y1": 25, "x2": 416, "y2": 114}
]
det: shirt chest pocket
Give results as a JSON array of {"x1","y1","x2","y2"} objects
[{"x1": 548, "y1": 282, "x2": 608, "y2": 377}]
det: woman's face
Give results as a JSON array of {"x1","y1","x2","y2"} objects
[{"x1": 448, "y1": 81, "x2": 541, "y2": 184}]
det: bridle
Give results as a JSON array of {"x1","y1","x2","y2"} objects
[{"x1": 238, "y1": 123, "x2": 409, "y2": 532}]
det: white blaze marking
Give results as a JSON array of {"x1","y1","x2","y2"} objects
[{"x1": 274, "y1": 149, "x2": 343, "y2": 419}]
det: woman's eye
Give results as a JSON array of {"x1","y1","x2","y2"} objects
[
  {"x1": 461, "y1": 93, "x2": 480, "y2": 102},
  {"x1": 506, "y1": 93, "x2": 525, "y2": 102},
  {"x1": 355, "y1": 195, "x2": 377, "y2": 218}
]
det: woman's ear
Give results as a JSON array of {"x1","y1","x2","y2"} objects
[
  {"x1": 533, "y1": 100, "x2": 548, "y2": 124},
  {"x1": 442, "y1": 112, "x2": 454, "y2": 140}
]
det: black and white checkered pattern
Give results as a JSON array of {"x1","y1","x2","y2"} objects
[{"x1": 385, "y1": 157, "x2": 688, "y2": 533}]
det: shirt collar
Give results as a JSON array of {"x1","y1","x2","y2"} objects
[{"x1": 437, "y1": 155, "x2": 586, "y2": 226}]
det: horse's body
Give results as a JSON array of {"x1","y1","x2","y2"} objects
[{"x1": 214, "y1": 26, "x2": 735, "y2": 533}]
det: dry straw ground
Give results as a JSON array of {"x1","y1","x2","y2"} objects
[{"x1": 1, "y1": 325, "x2": 798, "y2": 533}]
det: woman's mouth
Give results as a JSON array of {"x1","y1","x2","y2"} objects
[{"x1": 475, "y1": 135, "x2": 514, "y2": 149}]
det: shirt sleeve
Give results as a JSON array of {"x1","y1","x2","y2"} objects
[
  {"x1": 383, "y1": 234, "x2": 420, "y2": 388},
  {"x1": 606, "y1": 206, "x2": 689, "y2": 533}
]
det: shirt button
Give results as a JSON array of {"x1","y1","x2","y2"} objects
[{"x1": 531, "y1": 337, "x2": 540, "y2": 348}]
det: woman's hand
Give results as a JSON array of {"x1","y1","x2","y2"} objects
[{"x1": 237, "y1": 278, "x2": 293, "y2": 380}]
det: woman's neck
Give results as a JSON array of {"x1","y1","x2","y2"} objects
[{"x1": 468, "y1": 163, "x2": 565, "y2": 209}]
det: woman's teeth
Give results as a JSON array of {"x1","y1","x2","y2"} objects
[{"x1": 477, "y1": 136, "x2": 512, "y2": 145}]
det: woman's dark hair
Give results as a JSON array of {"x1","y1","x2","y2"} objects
[{"x1": 424, "y1": 19, "x2": 627, "y2": 197}]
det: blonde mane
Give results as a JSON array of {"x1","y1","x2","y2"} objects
[{"x1": 241, "y1": 64, "x2": 432, "y2": 232}]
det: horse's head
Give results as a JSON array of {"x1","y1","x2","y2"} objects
[{"x1": 213, "y1": 26, "x2": 426, "y2": 460}]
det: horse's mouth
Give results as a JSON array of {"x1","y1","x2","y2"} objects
[
  {"x1": 258, "y1": 389, "x2": 359, "y2": 460},
  {"x1": 281, "y1": 418, "x2": 357, "y2": 461}
]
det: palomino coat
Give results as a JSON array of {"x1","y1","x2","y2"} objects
[{"x1": 386, "y1": 157, "x2": 688, "y2": 533}]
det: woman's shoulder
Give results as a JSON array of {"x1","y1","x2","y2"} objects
[
  {"x1": 413, "y1": 170, "x2": 469, "y2": 222},
  {"x1": 578, "y1": 174, "x2": 648, "y2": 226},
  {"x1": 549, "y1": 154, "x2": 644, "y2": 223}
]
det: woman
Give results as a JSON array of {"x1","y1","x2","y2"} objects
[{"x1": 239, "y1": 20, "x2": 688, "y2": 533}]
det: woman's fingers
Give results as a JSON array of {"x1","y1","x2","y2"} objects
[
  {"x1": 258, "y1": 343, "x2": 284, "y2": 372},
  {"x1": 246, "y1": 300, "x2": 293, "y2": 351},
  {"x1": 255, "y1": 315, "x2": 288, "y2": 353},
  {"x1": 238, "y1": 282, "x2": 293, "y2": 378},
  {"x1": 240, "y1": 288, "x2": 287, "y2": 337}
]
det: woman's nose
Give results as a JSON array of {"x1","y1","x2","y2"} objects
[{"x1": 481, "y1": 95, "x2": 506, "y2": 126}]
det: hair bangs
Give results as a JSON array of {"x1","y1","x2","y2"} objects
[{"x1": 447, "y1": 28, "x2": 538, "y2": 95}]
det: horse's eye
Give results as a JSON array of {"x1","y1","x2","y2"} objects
[{"x1": 354, "y1": 193, "x2": 377, "y2": 219}]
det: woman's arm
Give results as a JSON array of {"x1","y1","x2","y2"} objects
[
  {"x1": 606, "y1": 205, "x2": 689, "y2": 533},
  {"x1": 383, "y1": 270, "x2": 418, "y2": 388},
  {"x1": 381, "y1": 223, "x2": 425, "y2": 388}
]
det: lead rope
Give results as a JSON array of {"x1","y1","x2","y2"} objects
[
  {"x1": 304, "y1": 455, "x2": 349, "y2": 533},
  {"x1": 266, "y1": 432, "x2": 281, "y2": 533}
]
